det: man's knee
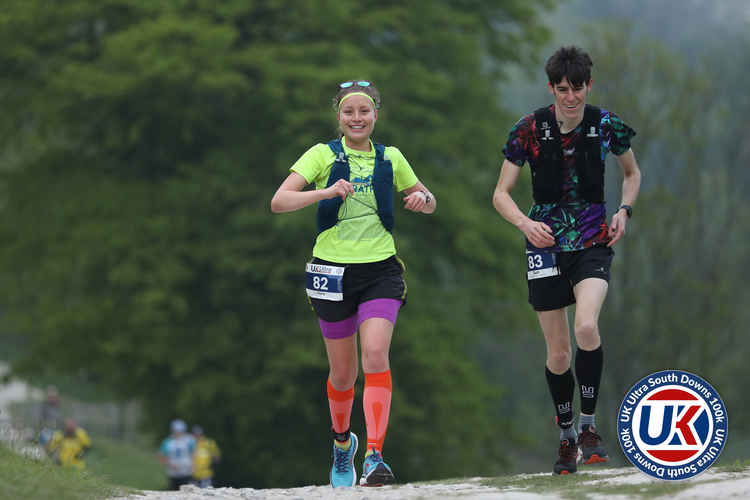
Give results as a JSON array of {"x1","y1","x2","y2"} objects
[
  {"x1": 575, "y1": 320, "x2": 600, "y2": 347},
  {"x1": 547, "y1": 349, "x2": 572, "y2": 371}
]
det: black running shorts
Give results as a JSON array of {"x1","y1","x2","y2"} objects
[
  {"x1": 308, "y1": 256, "x2": 407, "y2": 322},
  {"x1": 528, "y1": 245, "x2": 614, "y2": 311}
]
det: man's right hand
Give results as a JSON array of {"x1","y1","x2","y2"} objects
[{"x1": 519, "y1": 219, "x2": 555, "y2": 248}]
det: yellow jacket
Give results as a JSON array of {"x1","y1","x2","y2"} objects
[
  {"x1": 48, "y1": 427, "x2": 91, "y2": 469},
  {"x1": 192, "y1": 437, "x2": 220, "y2": 480}
]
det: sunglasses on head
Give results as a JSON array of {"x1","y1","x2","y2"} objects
[{"x1": 339, "y1": 80, "x2": 371, "y2": 89}]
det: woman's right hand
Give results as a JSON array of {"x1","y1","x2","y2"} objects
[
  {"x1": 519, "y1": 218, "x2": 555, "y2": 248},
  {"x1": 324, "y1": 179, "x2": 355, "y2": 201}
]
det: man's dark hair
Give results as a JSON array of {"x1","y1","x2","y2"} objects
[{"x1": 545, "y1": 46, "x2": 593, "y2": 87}]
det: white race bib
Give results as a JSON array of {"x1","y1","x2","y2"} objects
[
  {"x1": 305, "y1": 263, "x2": 345, "y2": 301},
  {"x1": 526, "y1": 249, "x2": 560, "y2": 280}
]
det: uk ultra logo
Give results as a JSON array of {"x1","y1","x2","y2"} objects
[{"x1": 617, "y1": 370, "x2": 727, "y2": 480}]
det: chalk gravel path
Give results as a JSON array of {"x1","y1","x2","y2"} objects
[
  {"x1": 2, "y1": 364, "x2": 748, "y2": 499},
  {"x1": 112, "y1": 467, "x2": 750, "y2": 500}
]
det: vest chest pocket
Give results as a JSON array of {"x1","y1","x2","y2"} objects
[
  {"x1": 526, "y1": 249, "x2": 560, "y2": 280},
  {"x1": 306, "y1": 263, "x2": 345, "y2": 301}
]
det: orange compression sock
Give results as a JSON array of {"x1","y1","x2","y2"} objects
[
  {"x1": 363, "y1": 370, "x2": 392, "y2": 454},
  {"x1": 327, "y1": 380, "x2": 354, "y2": 438}
]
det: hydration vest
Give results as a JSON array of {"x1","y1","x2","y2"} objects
[
  {"x1": 316, "y1": 139, "x2": 394, "y2": 234},
  {"x1": 531, "y1": 104, "x2": 604, "y2": 204}
]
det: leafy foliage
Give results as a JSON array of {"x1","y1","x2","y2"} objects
[{"x1": 0, "y1": 0, "x2": 552, "y2": 486}]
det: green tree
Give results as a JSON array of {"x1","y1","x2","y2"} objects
[{"x1": 0, "y1": 0, "x2": 553, "y2": 487}]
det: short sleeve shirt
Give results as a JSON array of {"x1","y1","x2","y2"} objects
[
  {"x1": 502, "y1": 105, "x2": 636, "y2": 252},
  {"x1": 159, "y1": 434, "x2": 196, "y2": 477},
  {"x1": 193, "y1": 437, "x2": 220, "y2": 480},
  {"x1": 291, "y1": 137, "x2": 419, "y2": 263}
]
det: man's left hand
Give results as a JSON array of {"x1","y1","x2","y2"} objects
[{"x1": 607, "y1": 211, "x2": 628, "y2": 247}]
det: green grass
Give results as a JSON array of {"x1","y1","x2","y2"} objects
[
  {"x1": 84, "y1": 435, "x2": 166, "y2": 491},
  {"x1": 479, "y1": 471, "x2": 696, "y2": 499},
  {"x1": 0, "y1": 434, "x2": 166, "y2": 500},
  {"x1": 717, "y1": 458, "x2": 750, "y2": 472},
  {"x1": 479, "y1": 464, "x2": 750, "y2": 499},
  {"x1": 570, "y1": 479, "x2": 693, "y2": 499},
  {"x1": 0, "y1": 444, "x2": 129, "y2": 500}
]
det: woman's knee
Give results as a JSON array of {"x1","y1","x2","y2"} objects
[
  {"x1": 361, "y1": 346, "x2": 389, "y2": 373},
  {"x1": 328, "y1": 364, "x2": 358, "y2": 389}
]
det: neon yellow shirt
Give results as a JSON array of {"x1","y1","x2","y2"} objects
[
  {"x1": 48, "y1": 428, "x2": 91, "y2": 469},
  {"x1": 192, "y1": 437, "x2": 221, "y2": 480},
  {"x1": 291, "y1": 137, "x2": 418, "y2": 263}
]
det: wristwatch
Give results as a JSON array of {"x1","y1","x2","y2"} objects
[{"x1": 618, "y1": 204, "x2": 632, "y2": 218}]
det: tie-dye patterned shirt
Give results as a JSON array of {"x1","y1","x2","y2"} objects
[{"x1": 502, "y1": 104, "x2": 636, "y2": 252}]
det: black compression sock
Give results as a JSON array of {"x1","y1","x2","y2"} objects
[
  {"x1": 545, "y1": 366, "x2": 576, "y2": 429},
  {"x1": 575, "y1": 346, "x2": 603, "y2": 415}
]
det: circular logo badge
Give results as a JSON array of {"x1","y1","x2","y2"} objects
[{"x1": 617, "y1": 370, "x2": 727, "y2": 480}]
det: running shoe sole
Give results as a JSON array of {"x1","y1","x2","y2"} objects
[
  {"x1": 553, "y1": 443, "x2": 581, "y2": 475},
  {"x1": 582, "y1": 454, "x2": 609, "y2": 465},
  {"x1": 360, "y1": 463, "x2": 395, "y2": 487}
]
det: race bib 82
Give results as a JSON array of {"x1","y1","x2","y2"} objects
[{"x1": 305, "y1": 263, "x2": 345, "y2": 301}]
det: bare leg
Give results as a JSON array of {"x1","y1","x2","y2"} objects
[
  {"x1": 323, "y1": 334, "x2": 358, "y2": 391},
  {"x1": 537, "y1": 308, "x2": 572, "y2": 374},
  {"x1": 572, "y1": 278, "x2": 608, "y2": 350}
]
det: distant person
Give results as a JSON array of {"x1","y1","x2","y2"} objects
[
  {"x1": 38, "y1": 427, "x2": 55, "y2": 450},
  {"x1": 191, "y1": 425, "x2": 221, "y2": 488},
  {"x1": 492, "y1": 46, "x2": 641, "y2": 475},
  {"x1": 158, "y1": 419, "x2": 196, "y2": 490},
  {"x1": 46, "y1": 418, "x2": 91, "y2": 469},
  {"x1": 271, "y1": 80, "x2": 436, "y2": 487},
  {"x1": 40, "y1": 385, "x2": 61, "y2": 430}
]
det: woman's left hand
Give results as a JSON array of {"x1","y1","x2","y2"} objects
[{"x1": 403, "y1": 191, "x2": 427, "y2": 212}]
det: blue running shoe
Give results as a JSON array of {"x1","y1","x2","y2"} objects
[
  {"x1": 359, "y1": 448, "x2": 395, "y2": 486},
  {"x1": 330, "y1": 432, "x2": 358, "y2": 488}
]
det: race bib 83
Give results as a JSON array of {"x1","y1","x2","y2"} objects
[{"x1": 526, "y1": 249, "x2": 560, "y2": 280}]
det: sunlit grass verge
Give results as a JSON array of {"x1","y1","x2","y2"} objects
[
  {"x1": 479, "y1": 463, "x2": 750, "y2": 499},
  {"x1": 84, "y1": 435, "x2": 165, "y2": 491},
  {"x1": 0, "y1": 443, "x2": 131, "y2": 500},
  {"x1": 716, "y1": 458, "x2": 750, "y2": 473},
  {"x1": 480, "y1": 468, "x2": 687, "y2": 499}
]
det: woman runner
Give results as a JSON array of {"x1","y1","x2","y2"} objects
[{"x1": 271, "y1": 80, "x2": 436, "y2": 487}]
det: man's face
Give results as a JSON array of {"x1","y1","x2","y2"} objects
[{"x1": 548, "y1": 77, "x2": 591, "y2": 121}]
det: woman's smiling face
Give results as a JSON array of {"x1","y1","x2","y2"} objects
[{"x1": 338, "y1": 94, "x2": 377, "y2": 149}]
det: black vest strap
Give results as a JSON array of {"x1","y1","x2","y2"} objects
[
  {"x1": 316, "y1": 141, "x2": 349, "y2": 234},
  {"x1": 316, "y1": 140, "x2": 394, "y2": 234},
  {"x1": 372, "y1": 144, "x2": 394, "y2": 232},
  {"x1": 531, "y1": 104, "x2": 604, "y2": 203}
]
